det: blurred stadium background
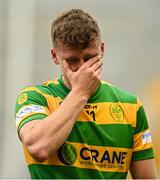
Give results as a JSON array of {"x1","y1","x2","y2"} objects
[{"x1": 0, "y1": 0, "x2": 159, "y2": 178}]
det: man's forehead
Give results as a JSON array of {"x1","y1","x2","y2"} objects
[
  {"x1": 58, "y1": 47, "x2": 100, "y2": 59},
  {"x1": 57, "y1": 39, "x2": 100, "y2": 50}
]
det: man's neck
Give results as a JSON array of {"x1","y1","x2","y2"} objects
[{"x1": 62, "y1": 75, "x2": 71, "y2": 90}]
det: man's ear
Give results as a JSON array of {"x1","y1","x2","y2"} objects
[
  {"x1": 51, "y1": 48, "x2": 59, "y2": 64},
  {"x1": 101, "y1": 41, "x2": 105, "y2": 58}
]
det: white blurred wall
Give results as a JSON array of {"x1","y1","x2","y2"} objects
[{"x1": 0, "y1": 0, "x2": 159, "y2": 178}]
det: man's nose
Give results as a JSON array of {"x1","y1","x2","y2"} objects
[{"x1": 79, "y1": 59, "x2": 85, "y2": 65}]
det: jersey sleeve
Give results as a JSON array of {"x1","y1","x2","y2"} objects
[
  {"x1": 15, "y1": 86, "x2": 50, "y2": 134},
  {"x1": 132, "y1": 98, "x2": 154, "y2": 161}
]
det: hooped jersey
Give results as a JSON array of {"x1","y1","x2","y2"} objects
[{"x1": 15, "y1": 75, "x2": 154, "y2": 179}]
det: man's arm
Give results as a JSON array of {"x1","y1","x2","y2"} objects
[
  {"x1": 19, "y1": 55, "x2": 102, "y2": 162},
  {"x1": 130, "y1": 158, "x2": 158, "y2": 179},
  {"x1": 20, "y1": 90, "x2": 88, "y2": 162}
]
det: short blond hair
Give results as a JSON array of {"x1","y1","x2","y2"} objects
[{"x1": 51, "y1": 9, "x2": 101, "y2": 50}]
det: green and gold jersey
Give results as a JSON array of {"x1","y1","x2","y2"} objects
[{"x1": 15, "y1": 76, "x2": 154, "y2": 179}]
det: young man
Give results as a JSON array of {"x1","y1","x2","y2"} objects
[{"x1": 15, "y1": 9, "x2": 157, "y2": 179}]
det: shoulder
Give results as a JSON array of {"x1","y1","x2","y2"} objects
[
  {"x1": 100, "y1": 80, "x2": 138, "y2": 104},
  {"x1": 18, "y1": 78, "x2": 60, "y2": 96},
  {"x1": 16, "y1": 79, "x2": 60, "y2": 107}
]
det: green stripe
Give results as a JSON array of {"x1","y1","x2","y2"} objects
[
  {"x1": 18, "y1": 114, "x2": 47, "y2": 132},
  {"x1": 134, "y1": 106, "x2": 149, "y2": 134},
  {"x1": 36, "y1": 85, "x2": 53, "y2": 95},
  {"x1": 28, "y1": 164, "x2": 127, "y2": 179},
  {"x1": 47, "y1": 83, "x2": 68, "y2": 98},
  {"x1": 132, "y1": 148, "x2": 154, "y2": 161},
  {"x1": 37, "y1": 83, "x2": 67, "y2": 98},
  {"x1": 67, "y1": 122, "x2": 134, "y2": 148},
  {"x1": 88, "y1": 83, "x2": 137, "y2": 104}
]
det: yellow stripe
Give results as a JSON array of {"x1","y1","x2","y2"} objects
[
  {"x1": 78, "y1": 102, "x2": 136, "y2": 127},
  {"x1": 43, "y1": 79, "x2": 59, "y2": 86},
  {"x1": 101, "y1": 80, "x2": 114, "y2": 87},
  {"x1": 133, "y1": 128, "x2": 153, "y2": 152},
  {"x1": 45, "y1": 95, "x2": 62, "y2": 113},
  {"x1": 21, "y1": 87, "x2": 62, "y2": 113},
  {"x1": 21, "y1": 86, "x2": 44, "y2": 94},
  {"x1": 136, "y1": 98, "x2": 142, "y2": 111},
  {"x1": 24, "y1": 142, "x2": 132, "y2": 173}
]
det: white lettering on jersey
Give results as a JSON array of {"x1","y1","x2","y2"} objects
[
  {"x1": 142, "y1": 130, "x2": 152, "y2": 144},
  {"x1": 16, "y1": 105, "x2": 46, "y2": 125}
]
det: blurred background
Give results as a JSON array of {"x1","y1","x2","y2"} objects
[{"x1": 0, "y1": 0, "x2": 159, "y2": 178}]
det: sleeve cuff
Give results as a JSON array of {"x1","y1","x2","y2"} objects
[
  {"x1": 17, "y1": 113, "x2": 48, "y2": 133},
  {"x1": 132, "y1": 148, "x2": 154, "y2": 161}
]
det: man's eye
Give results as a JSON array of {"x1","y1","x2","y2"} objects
[
  {"x1": 84, "y1": 55, "x2": 96, "y2": 62},
  {"x1": 84, "y1": 57, "x2": 90, "y2": 62},
  {"x1": 67, "y1": 59, "x2": 78, "y2": 64}
]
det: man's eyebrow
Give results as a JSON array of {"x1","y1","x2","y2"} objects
[
  {"x1": 85, "y1": 54, "x2": 98, "y2": 58},
  {"x1": 64, "y1": 56, "x2": 79, "y2": 61},
  {"x1": 83, "y1": 54, "x2": 98, "y2": 60},
  {"x1": 64, "y1": 53, "x2": 98, "y2": 61}
]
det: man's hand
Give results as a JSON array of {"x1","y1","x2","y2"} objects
[{"x1": 63, "y1": 55, "x2": 103, "y2": 98}]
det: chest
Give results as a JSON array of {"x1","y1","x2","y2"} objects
[{"x1": 67, "y1": 102, "x2": 136, "y2": 149}]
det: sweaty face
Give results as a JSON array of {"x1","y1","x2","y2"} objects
[{"x1": 56, "y1": 40, "x2": 104, "y2": 72}]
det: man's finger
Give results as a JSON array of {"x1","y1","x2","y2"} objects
[
  {"x1": 95, "y1": 66, "x2": 102, "y2": 79},
  {"x1": 91, "y1": 61, "x2": 103, "y2": 72},
  {"x1": 85, "y1": 54, "x2": 102, "y2": 67}
]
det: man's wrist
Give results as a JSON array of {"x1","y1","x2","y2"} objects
[{"x1": 70, "y1": 89, "x2": 90, "y2": 103}]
